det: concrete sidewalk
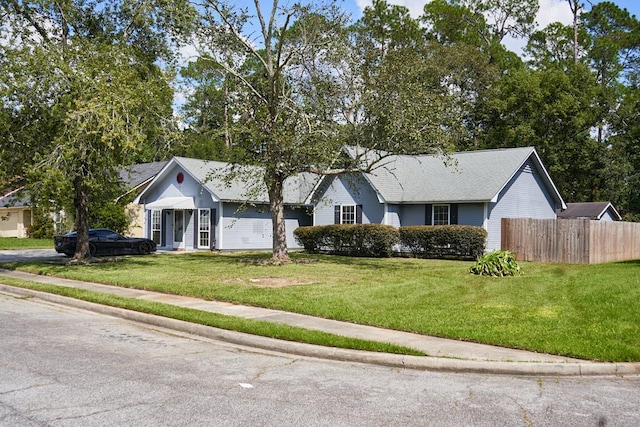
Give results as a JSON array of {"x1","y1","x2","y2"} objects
[{"x1": 1, "y1": 268, "x2": 638, "y2": 376}]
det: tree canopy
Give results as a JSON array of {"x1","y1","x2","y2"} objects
[{"x1": 0, "y1": 0, "x2": 192, "y2": 259}]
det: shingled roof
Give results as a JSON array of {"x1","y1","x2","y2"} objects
[
  {"x1": 557, "y1": 202, "x2": 621, "y2": 220},
  {"x1": 343, "y1": 146, "x2": 565, "y2": 205},
  {"x1": 119, "y1": 161, "x2": 168, "y2": 189},
  {"x1": 137, "y1": 157, "x2": 319, "y2": 205}
]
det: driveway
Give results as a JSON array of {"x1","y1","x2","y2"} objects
[{"x1": 0, "y1": 248, "x2": 65, "y2": 263}]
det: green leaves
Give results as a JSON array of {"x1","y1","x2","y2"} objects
[
  {"x1": 0, "y1": 0, "x2": 189, "y2": 257},
  {"x1": 470, "y1": 250, "x2": 522, "y2": 277}
]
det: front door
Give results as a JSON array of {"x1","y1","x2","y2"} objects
[{"x1": 173, "y1": 210, "x2": 185, "y2": 249}]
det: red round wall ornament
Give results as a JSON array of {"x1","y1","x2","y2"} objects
[{"x1": 176, "y1": 172, "x2": 184, "y2": 184}]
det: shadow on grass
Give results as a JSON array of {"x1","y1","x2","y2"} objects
[{"x1": 615, "y1": 259, "x2": 640, "y2": 266}]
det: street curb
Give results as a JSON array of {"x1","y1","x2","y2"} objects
[{"x1": 2, "y1": 284, "x2": 639, "y2": 377}]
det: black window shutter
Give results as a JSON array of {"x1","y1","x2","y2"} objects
[
  {"x1": 334, "y1": 205, "x2": 341, "y2": 224},
  {"x1": 425, "y1": 204, "x2": 432, "y2": 225},
  {"x1": 450, "y1": 204, "x2": 458, "y2": 225},
  {"x1": 160, "y1": 211, "x2": 166, "y2": 246},
  {"x1": 356, "y1": 205, "x2": 363, "y2": 224}
]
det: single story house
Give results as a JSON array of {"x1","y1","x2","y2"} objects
[
  {"x1": 308, "y1": 146, "x2": 566, "y2": 251},
  {"x1": 0, "y1": 188, "x2": 32, "y2": 238},
  {"x1": 134, "y1": 147, "x2": 566, "y2": 252},
  {"x1": 133, "y1": 157, "x2": 317, "y2": 251},
  {"x1": 556, "y1": 202, "x2": 621, "y2": 222}
]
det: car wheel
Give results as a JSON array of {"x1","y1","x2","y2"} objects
[
  {"x1": 138, "y1": 242, "x2": 152, "y2": 255},
  {"x1": 89, "y1": 243, "x2": 97, "y2": 256}
]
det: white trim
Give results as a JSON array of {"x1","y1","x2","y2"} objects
[
  {"x1": 482, "y1": 202, "x2": 488, "y2": 230},
  {"x1": 432, "y1": 204, "x2": 450, "y2": 226},
  {"x1": 598, "y1": 203, "x2": 622, "y2": 221},
  {"x1": 197, "y1": 208, "x2": 211, "y2": 249},
  {"x1": 217, "y1": 201, "x2": 223, "y2": 250},
  {"x1": 146, "y1": 196, "x2": 195, "y2": 210},
  {"x1": 151, "y1": 209, "x2": 161, "y2": 245},
  {"x1": 340, "y1": 204, "x2": 356, "y2": 224}
]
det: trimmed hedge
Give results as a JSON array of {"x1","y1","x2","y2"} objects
[
  {"x1": 399, "y1": 225, "x2": 487, "y2": 260},
  {"x1": 294, "y1": 224, "x2": 399, "y2": 258}
]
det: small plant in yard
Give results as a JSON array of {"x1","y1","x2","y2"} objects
[{"x1": 470, "y1": 250, "x2": 522, "y2": 277}]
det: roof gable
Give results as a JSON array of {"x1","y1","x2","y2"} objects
[
  {"x1": 136, "y1": 157, "x2": 319, "y2": 205},
  {"x1": 557, "y1": 202, "x2": 621, "y2": 220}
]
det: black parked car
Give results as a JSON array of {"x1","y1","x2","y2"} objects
[{"x1": 54, "y1": 228, "x2": 157, "y2": 257}]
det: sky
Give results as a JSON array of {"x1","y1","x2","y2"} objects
[
  {"x1": 345, "y1": 0, "x2": 640, "y2": 55},
  {"x1": 346, "y1": 0, "x2": 640, "y2": 23}
]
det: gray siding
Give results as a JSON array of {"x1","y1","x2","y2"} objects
[
  {"x1": 314, "y1": 174, "x2": 383, "y2": 225},
  {"x1": 399, "y1": 204, "x2": 424, "y2": 226},
  {"x1": 141, "y1": 163, "x2": 218, "y2": 207},
  {"x1": 458, "y1": 203, "x2": 485, "y2": 227},
  {"x1": 487, "y1": 160, "x2": 558, "y2": 251},
  {"x1": 397, "y1": 203, "x2": 484, "y2": 227},
  {"x1": 385, "y1": 204, "x2": 401, "y2": 227},
  {"x1": 221, "y1": 203, "x2": 308, "y2": 250}
]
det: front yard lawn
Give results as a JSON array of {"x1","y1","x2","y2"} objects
[
  {"x1": 5, "y1": 252, "x2": 640, "y2": 362},
  {"x1": 0, "y1": 237, "x2": 52, "y2": 249}
]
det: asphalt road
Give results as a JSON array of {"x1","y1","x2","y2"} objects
[
  {"x1": 0, "y1": 249, "x2": 64, "y2": 263},
  {"x1": 1, "y1": 292, "x2": 639, "y2": 426}
]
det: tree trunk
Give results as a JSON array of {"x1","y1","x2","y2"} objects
[
  {"x1": 72, "y1": 172, "x2": 91, "y2": 260},
  {"x1": 267, "y1": 173, "x2": 289, "y2": 262},
  {"x1": 568, "y1": 0, "x2": 580, "y2": 63}
]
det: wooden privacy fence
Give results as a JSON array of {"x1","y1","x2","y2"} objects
[{"x1": 501, "y1": 218, "x2": 640, "y2": 264}]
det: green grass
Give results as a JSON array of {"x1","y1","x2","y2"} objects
[
  {"x1": 0, "y1": 276, "x2": 423, "y2": 356},
  {"x1": 3, "y1": 252, "x2": 640, "y2": 362},
  {"x1": 0, "y1": 237, "x2": 52, "y2": 249}
]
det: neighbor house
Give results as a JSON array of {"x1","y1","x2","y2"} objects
[
  {"x1": 0, "y1": 188, "x2": 32, "y2": 238},
  {"x1": 133, "y1": 157, "x2": 317, "y2": 251},
  {"x1": 309, "y1": 146, "x2": 566, "y2": 251},
  {"x1": 0, "y1": 161, "x2": 166, "y2": 238},
  {"x1": 556, "y1": 202, "x2": 621, "y2": 222}
]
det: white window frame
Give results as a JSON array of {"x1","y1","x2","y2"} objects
[
  {"x1": 341, "y1": 204, "x2": 356, "y2": 224},
  {"x1": 151, "y1": 209, "x2": 161, "y2": 244},
  {"x1": 433, "y1": 204, "x2": 450, "y2": 226},
  {"x1": 198, "y1": 208, "x2": 211, "y2": 249}
]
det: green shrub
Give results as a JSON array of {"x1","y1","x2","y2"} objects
[
  {"x1": 294, "y1": 224, "x2": 399, "y2": 257},
  {"x1": 399, "y1": 225, "x2": 486, "y2": 260},
  {"x1": 293, "y1": 226, "x2": 323, "y2": 253},
  {"x1": 27, "y1": 213, "x2": 55, "y2": 239},
  {"x1": 470, "y1": 250, "x2": 522, "y2": 277}
]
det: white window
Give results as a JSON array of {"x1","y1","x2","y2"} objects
[
  {"x1": 341, "y1": 205, "x2": 356, "y2": 224},
  {"x1": 198, "y1": 209, "x2": 211, "y2": 248},
  {"x1": 53, "y1": 211, "x2": 66, "y2": 233},
  {"x1": 151, "y1": 210, "x2": 161, "y2": 244},
  {"x1": 433, "y1": 205, "x2": 450, "y2": 226}
]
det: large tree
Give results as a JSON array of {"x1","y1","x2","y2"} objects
[
  {"x1": 1, "y1": 0, "x2": 190, "y2": 260},
  {"x1": 189, "y1": 0, "x2": 463, "y2": 261}
]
